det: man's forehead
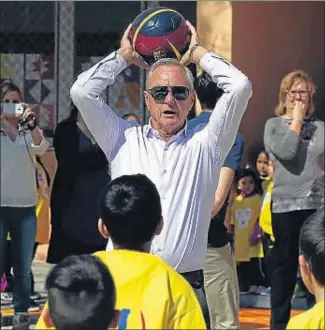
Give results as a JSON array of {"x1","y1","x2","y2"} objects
[{"x1": 148, "y1": 65, "x2": 189, "y2": 85}]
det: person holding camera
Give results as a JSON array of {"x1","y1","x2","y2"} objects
[{"x1": 0, "y1": 80, "x2": 49, "y2": 330}]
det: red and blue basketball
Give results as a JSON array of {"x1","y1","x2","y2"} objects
[{"x1": 129, "y1": 7, "x2": 189, "y2": 65}]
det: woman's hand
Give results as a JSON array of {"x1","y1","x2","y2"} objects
[
  {"x1": 18, "y1": 104, "x2": 43, "y2": 145},
  {"x1": 292, "y1": 101, "x2": 307, "y2": 122}
]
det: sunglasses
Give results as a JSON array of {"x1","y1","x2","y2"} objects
[{"x1": 148, "y1": 86, "x2": 190, "y2": 101}]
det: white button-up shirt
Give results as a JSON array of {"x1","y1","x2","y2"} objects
[{"x1": 70, "y1": 51, "x2": 252, "y2": 273}]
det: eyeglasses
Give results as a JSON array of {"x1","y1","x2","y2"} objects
[
  {"x1": 2, "y1": 99, "x2": 20, "y2": 104},
  {"x1": 286, "y1": 90, "x2": 309, "y2": 98},
  {"x1": 148, "y1": 86, "x2": 190, "y2": 101}
]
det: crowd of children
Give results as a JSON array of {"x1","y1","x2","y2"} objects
[{"x1": 36, "y1": 174, "x2": 324, "y2": 330}]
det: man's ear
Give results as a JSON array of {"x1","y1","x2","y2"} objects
[
  {"x1": 98, "y1": 218, "x2": 109, "y2": 239},
  {"x1": 155, "y1": 216, "x2": 164, "y2": 236},
  {"x1": 299, "y1": 255, "x2": 310, "y2": 274},
  {"x1": 190, "y1": 92, "x2": 196, "y2": 107},
  {"x1": 109, "y1": 309, "x2": 120, "y2": 329},
  {"x1": 143, "y1": 91, "x2": 151, "y2": 111}
]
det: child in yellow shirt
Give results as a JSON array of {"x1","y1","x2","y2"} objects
[
  {"x1": 231, "y1": 168, "x2": 266, "y2": 294},
  {"x1": 286, "y1": 208, "x2": 324, "y2": 329},
  {"x1": 260, "y1": 160, "x2": 274, "y2": 242},
  {"x1": 36, "y1": 254, "x2": 117, "y2": 330},
  {"x1": 259, "y1": 159, "x2": 274, "y2": 294},
  {"x1": 36, "y1": 174, "x2": 206, "y2": 329}
]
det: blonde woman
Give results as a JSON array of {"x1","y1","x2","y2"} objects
[
  {"x1": 263, "y1": 71, "x2": 324, "y2": 330},
  {"x1": 0, "y1": 80, "x2": 49, "y2": 329}
]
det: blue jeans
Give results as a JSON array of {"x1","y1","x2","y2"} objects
[{"x1": 0, "y1": 206, "x2": 36, "y2": 313}]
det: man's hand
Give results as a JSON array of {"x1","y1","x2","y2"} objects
[
  {"x1": 117, "y1": 24, "x2": 150, "y2": 69},
  {"x1": 180, "y1": 21, "x2": 208, "y2": 66}
]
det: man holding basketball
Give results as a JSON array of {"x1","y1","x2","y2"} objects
[{"x1": 71, "y1": 21, "x2": 252, "y2": 328}]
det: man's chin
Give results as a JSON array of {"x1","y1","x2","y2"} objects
[{"x1": 161, "y1": 120, "x2": 184, "y2": 134}]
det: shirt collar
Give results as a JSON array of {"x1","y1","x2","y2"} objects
[
  {"x1": 197, "y1": 111, "x2": 212, "y2": 119},
  {"x1": 144, "y1": 119, "x2": 188, "y2": 140}
]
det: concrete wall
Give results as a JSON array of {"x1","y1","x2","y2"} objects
[{"x1": 198, "y1": 1, "x2": 324, "y2": 163}]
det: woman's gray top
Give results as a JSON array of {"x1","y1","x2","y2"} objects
[{"x1": 264, "y1": 117, "x2": 324, "y2": 213}]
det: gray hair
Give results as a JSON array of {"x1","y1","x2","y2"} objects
[{"x1": 146, "y1": 58, "x2": 195, "y2": 91}]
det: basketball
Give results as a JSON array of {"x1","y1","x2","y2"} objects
[{"x1": 129, "y1": 7, "x2": 190, "y2": 65}]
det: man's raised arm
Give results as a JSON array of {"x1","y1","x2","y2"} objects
[
  {"x1": 192, "y1": 47, "x2": 252, "y2": 162},
  {"x1": 70, "y1": 24, "x2": 149, "y2": 160},
  {"x1": 70, "y1": 52, "x2": 128, "y2": 159}
]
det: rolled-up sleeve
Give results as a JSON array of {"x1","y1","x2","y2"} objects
[
  {"x1": 264, "y1": 118, "x2": 301, "y2": 160},
  {"x1": 70, "y1": 52, "x2": 130, "y2": 160},
  {"x1": 200, "y1": 53, "x2": 252, "y2": 163}
]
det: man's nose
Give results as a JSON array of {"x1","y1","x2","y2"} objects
[{"x1": 164, "y1": 90, "x2": 175, "y2": 104}]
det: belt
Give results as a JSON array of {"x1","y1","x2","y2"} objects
[{"x1": 180, "y1": 269, "x2": 204, "y2": 287}]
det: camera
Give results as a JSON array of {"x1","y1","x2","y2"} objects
[
  {"x1": 19, "y1": 113, "x2": 37, "y2": 132},
  {"x1": 2, "y1": 102, "x2": 24, "y2": 115}
]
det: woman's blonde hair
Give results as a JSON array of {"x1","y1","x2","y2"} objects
[{"x1": 274, "y1": 70, "x2": 316, "y2": 117}]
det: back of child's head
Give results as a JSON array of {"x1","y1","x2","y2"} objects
[
  {"x1": 46, "y1": 254, "x2": 116, "y2": 330},
  {"x1": 299, "y1": 208, "x2": 325, "y2": 286},
  {"x1": 235, "y1": 168, "x2": 263, "y2": 195},
  {"x1": 195, "y1": 71, "x2": 224, "y2": 110},
  {"x1": 99, "y1": 174, "x2": 162, "y2": 248}
]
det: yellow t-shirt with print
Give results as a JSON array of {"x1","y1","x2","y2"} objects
[
  {"x1": 230, "y1": 194, "x2": 264, "y2": 262},
  {"x1": 287, "y1": 300, "x2": 324, "y2": 329},
  {"x1": 260, "y1": 179, "x2": 274, "y2": 241},
  {"x1": 36, "y1": 250, "x2": 206, "y2": 330}
]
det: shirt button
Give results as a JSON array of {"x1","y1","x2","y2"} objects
[{"x1": 162, "y1": 169, "x2": 167, "y2": 174}]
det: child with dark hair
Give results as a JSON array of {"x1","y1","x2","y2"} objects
[
  {"x1": 230, "y1": 168, "x2": 267, "y2": 294},
  {"x1": 122, "y1": 113, "x2": 140, "y2": 124},
  {"x1": 256, "y1": 149, "x2": 270, "y2": 180},
  {"x1": 37, "y1": 174, "x2": 206, "y2": 329},
  {"x1": 287, "y1": 208, "x2": 324, "y2": 329},
  {"x1": 37, "y1": 254, "x2": 117, "y2": 330}
]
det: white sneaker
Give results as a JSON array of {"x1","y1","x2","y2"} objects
[
  {"x1": 248, "y1": 285, "x2": 259, "y2": 294},
  {"x1": 1, "y1": 291, "x2": 13, "y2": 304},
  {"x1": 258, "y1": 286, "x2": 271, "y2": 295}
]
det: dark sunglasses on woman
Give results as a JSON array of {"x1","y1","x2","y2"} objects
[{"x1": 148, "y1": 86, "x2": 190, "y2": 101}]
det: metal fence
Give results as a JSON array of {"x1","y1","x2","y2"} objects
[{"x1": 0, "y1": 1, "x2": 197, "y2": 141}]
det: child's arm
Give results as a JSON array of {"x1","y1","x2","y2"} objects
[
  {"x1": 249, "y1": 218, "x2": 262, "y2": 245},
  {"x1": 224, "y1": 184, "x2": 237, "y2": 231}
]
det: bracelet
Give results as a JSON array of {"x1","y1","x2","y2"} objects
[{"x1": 189, "y1": 43, "x2": 201, "y2": 62}]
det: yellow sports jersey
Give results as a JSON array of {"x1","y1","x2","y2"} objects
[
  {"x1": 287, "y1": 300, "x2": 324, "y2": 329},
  {"x1": 230, "y1": 194, "x2": 264, "y2": 262},
  {"x1": 36, "y1": 250, "x2": 206, "y2": 330},
  {"x1": 260, "y1": 180, "x2": 274, "y2": 241}
]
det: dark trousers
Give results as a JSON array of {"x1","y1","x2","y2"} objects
[
  {"x1": 5, "y1": 241, "x2": 38, "y2": 293},
  {"x1": 237, "y1": 258, "x2": 266, "y2": 290},
  {"x1": 0, "y1": 207, "x2": 37, "y2": 313},
  {"x1": 261, "y1": 233, "x2": 274, "y2": 287},
  {"x1": 181, "y1": 270, "x2": 210, "y2": 329},
  {"x1": 270, "y1": 209, "x2": 316, "y2": 330}
]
